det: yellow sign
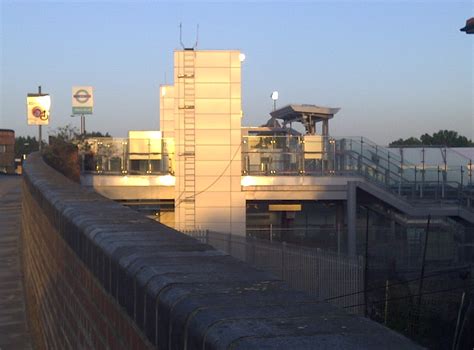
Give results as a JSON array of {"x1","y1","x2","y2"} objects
[
  {"x1": 269, "y1": 204, "x2": 302, "y2": 211},
  {"x1": 27, "y1": 95, "x2": 51, "y2": 125}
]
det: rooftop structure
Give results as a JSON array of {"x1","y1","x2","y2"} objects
[
  {"x1": 270, "y1": 104, "x2": 340, "y2": 135},
  {"x1": 80, "y1": 49, "x2": 474, "y2": 260}
]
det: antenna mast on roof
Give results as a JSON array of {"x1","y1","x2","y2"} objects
[
  {"x1": 179, "y1": 23, "x2": 199, "y2": 50},
  {"x1": 193, "y1": 24, "x2": 199, "y2": 49},
  {"x1": 179, "y1": 23, "x2": 185, "y2": 49}
]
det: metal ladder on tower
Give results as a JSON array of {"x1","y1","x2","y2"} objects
[{"x1": 181, "y1": 50, "x2": 196, "y2": 229}]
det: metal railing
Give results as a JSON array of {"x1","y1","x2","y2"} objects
[
  {"x1": 185, "y1": 229, "x2": 365, "y2": 314},
  {"x1": 242, "y1": 135, "x2": 474, "y2": 210},
  {"x1": 79, "y1": 137, "x2": 174, "y2": 175},
  {"x1": 80, "y1": 135, "x2": 473, "y2": 209}
]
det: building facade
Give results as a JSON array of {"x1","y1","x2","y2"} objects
[
  {"x1": 160, "y1": 50, "x2": 245, "y2": 233},
  {"x1": 0, "y1": 129, "x2": 15, "y2": 174},
  {"x1": 80, "y1": 48, "x2": 473, "y2": 261}
]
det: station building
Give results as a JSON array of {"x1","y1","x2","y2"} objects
[{"x1": 81, "y1": 49, "x2": 474, "y2": 261}]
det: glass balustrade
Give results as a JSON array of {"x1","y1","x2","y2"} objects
[
  {"x1": 242, "y1": 135, "x2": 473, "y2": 209},
  {"x1": 79, "y1": 137, "x2": 175, "y2": 175},
  {"x1": 80, "y1": 135, "x2": 473, "y2": 210}
]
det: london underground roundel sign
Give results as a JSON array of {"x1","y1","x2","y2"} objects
[
  {"x1": 72, "y1": 86, "x2": 94, "y2": 115},
  {"x1": 73, "y1": 89, "x2": 92, "y2": 104}
]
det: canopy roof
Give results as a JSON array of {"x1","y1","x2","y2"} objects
[{"x1": 270, "y1": 104, "x2": 340, "y2": 123}]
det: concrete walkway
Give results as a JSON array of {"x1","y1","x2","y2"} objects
[{"x1": 0, "y1": 176, "x2": 33, "y2": 349}]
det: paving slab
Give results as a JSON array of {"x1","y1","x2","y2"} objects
[{"x1": 0, "y1": 176, "x2": 33, "y2": 350}]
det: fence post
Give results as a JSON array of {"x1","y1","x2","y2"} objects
[
  {"x1": 281, "y1": 242, "x2": 286, "y2": 280},
  {"x1": 469, "y1": 160, "x2": 473, "y2": 186},
  {"x1": 364, "y1": 208, "x2": 370, "y2": 317},
  {"x1": 228, "y1": 232, "x2": 232, "y2": 255},
  {"x1": 384, "y1": 280, "x2": 389, "y2": 325},
  {"x1": 452, "y1": 291, "x2": 466, "y2": 350},
  {"x1": 317, "y1": 248, "x2": 322, "y2": 300},
  {"x1": 415, "y1": 215, "x2": 431, "y2": 334}
]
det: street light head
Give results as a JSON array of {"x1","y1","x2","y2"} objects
[
  {"x1": 271, "y1": 91, "x2": 279, "y2": 101},
  {"x1": 460, "y1": 17, "x2": 474, "y2": 34}
]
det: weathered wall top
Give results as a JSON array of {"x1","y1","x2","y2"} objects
[{"x1": 22, "y1": 153, "x2": 421, "y2": 349}]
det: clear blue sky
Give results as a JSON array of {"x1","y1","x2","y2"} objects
[{"x1": 1, "y1": 0, "x2": 472, "y2": 144}]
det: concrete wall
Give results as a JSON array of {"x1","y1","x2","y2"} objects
[{"x1": 21, "y1": 153, "x2": 421, "y2": 349}]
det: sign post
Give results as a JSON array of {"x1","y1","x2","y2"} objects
[
  {"x1": 38, "y1": 86, "x2": 42, "y2": 151},
  {"x1": 72, "y1": 86, "x2": 94, "y2": 135},
  {"x1": 27, "y1": 86, "x2": 51, "y2": 152}
]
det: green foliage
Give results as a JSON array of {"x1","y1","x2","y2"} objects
[
  {"x1": 389, "y1": 130, "x2": 473, "y2": 147},
  {"x1": 43, "y1": 125, "x2": 80, "y2": 182},
  {"x1": 83, "y1": 131, "x2": 111, "y2": 138},
  {"x1": 15, "y1": 136, "x2": 39, "y2": 158},
  {"x1": 389, "y1": 137, "x2": 422, "y2": 147},
  {"x1": 420, "y1": 130, "x2": 473, "y2": 147},
  {"x1": 41, "y1": 125, "x2": 111, "y2": 183}
]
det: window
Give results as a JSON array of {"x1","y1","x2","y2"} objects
[{"x1": 0, "y1": 145, "x2": 6, "y2": 153}]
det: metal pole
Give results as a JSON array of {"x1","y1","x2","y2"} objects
[
  {"x1": 38, "y1": 86, "x2": 42, "y2": 152},
  {"x1": 437, "y1": 166, "x2": 440, "y2": 200},
  {"x1": 469, "y1": 160, "x2": 472, "y2": 186},
  {"x1": 452, "y1": 291, "x2": 466, "y2": 350},
  {"x1": 39, "y1": 125, "x2": 42, "y2": 152},
  {"x1": 81, "y1": 114, "x2": 85, "y2": 135},
  {"x1": 455, "y1": 299, "x2": 472, "y2": 350},
  {"x1": 443, "y1": 148, "x2": 447, "y2": 198},
  {"x1": 281, "y1": 241, "x2": 286, "y2": 280},
  {"x1": 387, "y1": 153, "x2": 391, "y2": 186},
  {"x1": 421, "y1": 148, "x2": 425, "y2": 198},
  {"x1": 414, "y1": 166, "x2": 417, "y2": 199},
  {"x1": 364, "y1": 207, "x2": 369, "y2": 317},
  {"x1": 384, "y1": 279, "x2": 389, "y2": 325},
  {"x1": 415, "y1": 214, "x2": 431, "y2": 333}
]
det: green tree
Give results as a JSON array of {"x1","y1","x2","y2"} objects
[
  {"x1": 428, "y1": 130, "x2": 472, "y2": 147},
  {"x1": 390, "y1": 130, "x2": 473, "y2": 147},
  {"x1": 84, "y1": 131, "x2": 111, "y2": 138},
  {"x1": 389, "y1": 137, "x2": 422, "y2": 147},
  {"x1": 42, "y1": 125, "x2": 112, "y2": 182},
  {"x1": 43, "y1": 125, "x2": 81, "y2": 182},
  {"x1": 15, "y1": 136, "x2": 39, "y2": 158}
]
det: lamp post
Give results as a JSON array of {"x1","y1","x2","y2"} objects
[
  {"x1": 460, "y1": 18, "x2": 474, "y2": 34},
  {"x1": 271, "y1": 91, "x2": 279, "y2": 111}
]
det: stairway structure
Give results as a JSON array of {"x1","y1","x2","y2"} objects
[{"x1": 337, "y1": 137, "x2": 473, "y2": 215}]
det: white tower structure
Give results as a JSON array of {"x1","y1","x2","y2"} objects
[{"x1": 160, "y1": 50, "x2": 246, "y2": 234}]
